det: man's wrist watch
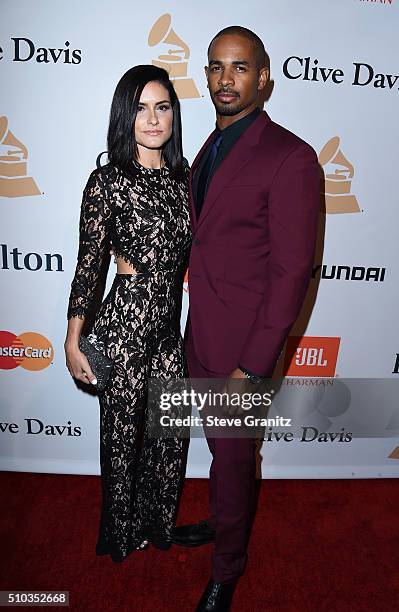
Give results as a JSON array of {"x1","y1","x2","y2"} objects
[{"x1": 238, "y1": 364, "x2": 264, "y2": 385}]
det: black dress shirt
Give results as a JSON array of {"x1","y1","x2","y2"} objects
[{"x1": 193, "y1": 107, "x2": 261, "y2": 218}]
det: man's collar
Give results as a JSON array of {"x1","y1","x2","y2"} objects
[{"x1": 215, "y1": 107, "x2": 261, "y2": 135}]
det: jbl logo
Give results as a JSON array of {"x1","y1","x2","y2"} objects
[
  {"x1": 295, "y1": 347, "x2": 327, "y2": 367},
  {"x1": 284, "y1": 336, "x2": 340, "y2": 377}
]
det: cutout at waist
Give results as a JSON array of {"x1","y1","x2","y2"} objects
[{"x1": 115, "y1": 255, "x2": 138, "y2": 276}]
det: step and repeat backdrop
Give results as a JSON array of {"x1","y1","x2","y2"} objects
[{"x1": 1, "y1": 0, "x2": 398, "y2": 478}]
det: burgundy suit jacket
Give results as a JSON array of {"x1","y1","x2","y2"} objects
[{"x1": 186, "y1": 111, "x2": 320, "y2": 377}]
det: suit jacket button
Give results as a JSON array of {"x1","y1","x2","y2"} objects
[{"x1": 194, "y1": 239, "x2": 200, "y2": 246}]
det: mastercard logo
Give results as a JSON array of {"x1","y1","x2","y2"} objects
[{"x1": 0, "y1": 331, "x2": 54, "y2": 371}]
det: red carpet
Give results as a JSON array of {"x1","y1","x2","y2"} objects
[{"x1": 1, "y1": 473, "x2": 398, "y2": 611}]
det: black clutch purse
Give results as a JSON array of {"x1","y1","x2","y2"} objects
[{"x1": 78, "y1": 333, "x2": 114, "y2": 392}]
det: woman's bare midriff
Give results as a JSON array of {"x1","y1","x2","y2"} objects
[{"x1": 116, "y1": 256, "x2": 138, "y2": 275}]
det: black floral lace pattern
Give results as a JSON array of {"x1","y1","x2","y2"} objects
[{"x1": 67, "y1": 160, "x2": 191, "y2": 561}]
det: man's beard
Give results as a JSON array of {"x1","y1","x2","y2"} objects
[
  {"x1": 214, "y1": 102, "x2": 245, "y2": 116},
  {"x1": 211, "y1": 91, "x2": 244, "y2": 116}
]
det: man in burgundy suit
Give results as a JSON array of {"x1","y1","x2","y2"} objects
[{"x1": 173, "y1": 26, "x2": 320, "y2": 611}]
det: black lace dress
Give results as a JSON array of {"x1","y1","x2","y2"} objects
[{"x1": 67, "y1": 160, "x2": 191, "y2": 561}]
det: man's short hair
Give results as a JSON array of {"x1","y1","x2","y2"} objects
[{"x1": 207, "y1": 26, "x2": 267, "y2": 69}]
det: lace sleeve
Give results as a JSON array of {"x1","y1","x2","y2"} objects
[{"x1": 67, "y1": 169, "x2": 113, "y2": 320}]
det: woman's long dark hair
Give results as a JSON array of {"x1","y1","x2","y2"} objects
[{"x1": 107, "y1": 65, "x2": 184, "y2": 180}]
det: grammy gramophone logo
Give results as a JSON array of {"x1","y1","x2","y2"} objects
[
  {"x1": 319, "y1": 137, "x2": 360, "y2": 214},
  {"x1": 148, "y1": 14, "x2": 200, "y2": 99},
  {"x1": 0, "y1": 116, "x2": 41, "y2": 198},
  {"x1": 389, "y1": 447, "x2": 399, "y2": 460}
]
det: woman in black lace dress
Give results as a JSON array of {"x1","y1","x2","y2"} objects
[{"x1": 64, "y1": 65, "x2": 191, "y2": 562}]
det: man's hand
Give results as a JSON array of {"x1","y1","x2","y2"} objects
[
  {"x1": 222, "y1": 368, "x2": 252, "y2": 416},
  {"x1": 229, "y1": 367, "x2": 246, "y2": 380}
]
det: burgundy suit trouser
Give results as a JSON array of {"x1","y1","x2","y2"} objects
[{"x1": 185, "y1": 323, "x2": 256, "y2": 584}]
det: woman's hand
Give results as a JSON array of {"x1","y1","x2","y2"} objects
[
  {"x1": 65, "y1": 340, "x2": 97, "y2": 385},
  {"x1": 64, "y1": 317, "x2": 97, "y2": 388}
]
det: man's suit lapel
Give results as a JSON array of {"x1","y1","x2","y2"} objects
[{"x1": 194, "y1": 112, "x2": 270, "y2": 231}]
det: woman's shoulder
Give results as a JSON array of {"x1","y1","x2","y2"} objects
[
  {"x1": 86, "y1": 162, "x2": 119, "y2": 186},
  {"x1": 81, "y1": 164, "x2": 123, "y2": 202}
]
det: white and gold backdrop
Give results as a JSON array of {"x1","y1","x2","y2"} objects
[{"x1": 1, "y1": 0, "x2": 398, "y2": 477}]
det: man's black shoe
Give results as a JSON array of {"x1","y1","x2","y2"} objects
[
  {"x1": 172, "y1": 519, "x2": 215, "y2": 547},
  {"x1": 195, "y1": 578, "x2": 237, "y2": 611}
]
